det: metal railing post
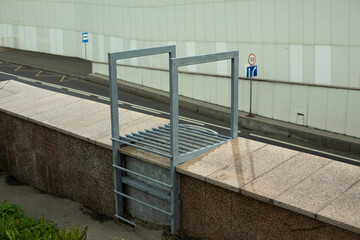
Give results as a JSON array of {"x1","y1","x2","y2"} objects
[
  {"x1": 170, "y1": 54, "x2": 180, "y2": 234},
  {"x1": 231, "y1": 52, "x2": 239, "y2": 139},
  {"x1": 108, "y1": 54, "x2": 123, "y2": 217}
]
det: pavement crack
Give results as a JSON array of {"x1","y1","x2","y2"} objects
[
  {"x1": 0, "y1": 80, "x2": 10, "y2": 89},
  {"x1": 290, "y1": 225, "x2": 326, "y2": 232},
  {"x1": 80, "y1": 205, "x2": 112, "y2": 223}
]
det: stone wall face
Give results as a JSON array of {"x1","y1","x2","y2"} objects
[
  {"x1": 0, "y1": 111, "x2": 115, "y2": 216},
  {"x1": 180, "y1": 175, "x2": 360, "y2": 240}
]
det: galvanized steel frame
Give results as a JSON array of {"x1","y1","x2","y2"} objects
[
  {"x1": 108, "y1": 45, "x2": 179, "y2": 233},
  {"x1": 109, "y1": 46, "x2": 239, "y2": 235}
]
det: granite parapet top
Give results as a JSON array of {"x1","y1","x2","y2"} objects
[
  {"x1": 0, "y1": 80, "x2": 169, "y2": 166},
  {"x1": 1, "y1": 80, "x2": 359, "y2": 235},
  {"x1": 177, "y1": 137, "x2": 360, "y2": 234}
]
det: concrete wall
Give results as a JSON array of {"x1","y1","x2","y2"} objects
[
  {"x1": 0, "y1": 111, "x2": 116, "y2": 217},
  {"x1": 1, "y1": 0, "x2": 360, "y2": 86},
  {"x1": 180, "y1": 175, "x2": 360, "y2": 240},
  {"x1": 0, "y1": 111, "x2": 171, "y2": 224},
  {"x1": 1, "y1": 0, "x2": 360, "y2": 138}
]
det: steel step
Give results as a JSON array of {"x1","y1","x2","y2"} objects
[{"x1": 122, "y1": 176, "x2": 171, "y2": 202}]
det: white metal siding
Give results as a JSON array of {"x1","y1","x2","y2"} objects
[{"x1": 0, "y1": 0, "x2": 359, "y2": 138}]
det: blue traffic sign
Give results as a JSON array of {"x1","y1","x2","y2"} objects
[
  {"x1": 247, "y1": 65, "x2": 257, "y2": 78},
  {"x1": 82, "y1": 32, "x2": 88, "y2": 43}
]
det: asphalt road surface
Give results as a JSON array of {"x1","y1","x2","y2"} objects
[{"x1": 0, "y1": 61, "x2": 359, "y2": 166}]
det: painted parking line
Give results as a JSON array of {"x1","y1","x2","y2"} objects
[
  {"x1": 15, "y1": 66, "x2": 39, "y2": 73},
  {"x1": 60, "y1": 77, "x2": 78, "y2": 82},
  {"x1": 14, "y1": 66, "x2": 22, "y2": 71},
  {"x1": 35, "y1": 70, "x2": 66, "y2": 80}
]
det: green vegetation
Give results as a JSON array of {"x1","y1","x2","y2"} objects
[{"x1": 0, "y1": 201, "x2": 87, "y2": 240}]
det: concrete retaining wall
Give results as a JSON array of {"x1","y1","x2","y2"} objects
[
  {"x1": 0, "y1": 111, "x2": 171, "y2": 224},
  {"x1": 0, "y1": 111, "x2": 115, "y2": 216},
  {"x1": 180, "y1": 175, "x2": 360, "y2": 240},
  {"x1": 1, "y1": 110, "x2": 359, "y2": 239}
]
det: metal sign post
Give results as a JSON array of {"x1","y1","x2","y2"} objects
[
  {"x1": 247, "y1": 54, "x2": 257, "y2": 116},
  {"x1": 82, "y1": 32, "x2": 88, "y2": 60}
]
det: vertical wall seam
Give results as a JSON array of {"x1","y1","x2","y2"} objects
[
  {"x1": 348, "y1": 0, "x2": 351, "y2": 87},
  {"x1": 325, "y1": 88, "x2": 329, "y2": 130},
  {"x1": 344, "y1": 89, "x2": 349, "y2": 135}
]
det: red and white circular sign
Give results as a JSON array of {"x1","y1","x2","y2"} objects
[{"x1": 248, "y1": 54, "x2": 256, "y2": 66}]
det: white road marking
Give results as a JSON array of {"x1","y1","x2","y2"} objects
[
  {"x1": 131, "y1": 105, "x2": 162, "y2": 114},
  {"x1": 96, "y1": 96, "x2": 110, "y2": 101},
  {"x1": 178, "y1": 116, "x2": 205, "y2": 126},
  {"x1": 250, "y1": 133, "x2": 360, "y2": 163},
  {"x1": 40, "y1": 81, "x2": 62, "y2": 89},
  {"x1": 68, "y1": 88, "x2": 92, "y2": 96}
]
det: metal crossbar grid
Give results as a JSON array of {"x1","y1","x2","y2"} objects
[{"x1": 114, "y1": 124, "x2": 232, "y2": 159}]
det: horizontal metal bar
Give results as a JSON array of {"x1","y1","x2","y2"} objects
[
  {"x1": 179, "y1": 128, "x2": 229, "y2": 141},
  {"x1": 178, "y1": 125, "x2": 231, "y2": 140},
  {"x1": 179, "y1": 128, "x2": 229, "y2": 142},
  {"x1": 122, "y1": 176, "x2": 171, "y2": 201},
  {"x1": 125, "y1": 134, "x2": 184, "y2": 153},
  {"x1": 121, "y1": 135, "x2": 171, "y2": 153},
  {"x1": 174, "y1": 125, "x2": 229, "y2": 141},
  {"x1": 114, "y1": 190, "x2": 173, "y2": 216},
  {"x1": 138, "y1": 130, "x2": 170, "y2": 141},
  {"x1": 178, "y1": 140, "x2": 230, "y2": 165},
  {"x1": 110, "y1": 45, "x2": 175, "y2": 61},
  {"x1": 178, "y1": 129, "x2": 221, "y2": 143},
  {"x1": 113, "y1": 164, "x2": 173, "y2": 188},
  {"x1": 112, "y1": 138, "x2": 171, "y2": 158},
  {"x1": 115, "y1": 214, "x2": 136, "y2": 226},
  {"x1": 147, "y1": 128, "x2": 170, "y2": 137},
  {"x1": 158, "y1": 126, "x2": 219, "y2": 144},
  {"x1": 172, "y1": 50, "x2": 238, "y2": 67},
  {"x1": 130, "y1": 132, "x2": 188, "y2": 153},
  {"x1": 151, "y1": 128, "x2": 211, "y2": 147},
  {"x1": 140, "y1": 130, "x2": 200, "y2": 150}
]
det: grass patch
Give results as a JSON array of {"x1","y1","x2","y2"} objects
[{"x1": 0, "y1": 201, "x2": 87, "y2": 240}]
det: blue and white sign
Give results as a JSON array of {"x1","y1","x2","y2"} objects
[
  {"x1": 82, "y1": 32, "x2": 88, "y2": 43},
  {"x1": 247, "y1": 65, "x2": 257, "y2": 78}
]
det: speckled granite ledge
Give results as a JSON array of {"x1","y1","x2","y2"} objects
[
  {"x1": 0, "y1": 80, "x2": 170, "y2": 169},
  {"x1": 177, "y1": 137, "x2": 360, "y2": 235},
  {"x1": 1, "y1": 80, "x2": 359, "y2": 236}
]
